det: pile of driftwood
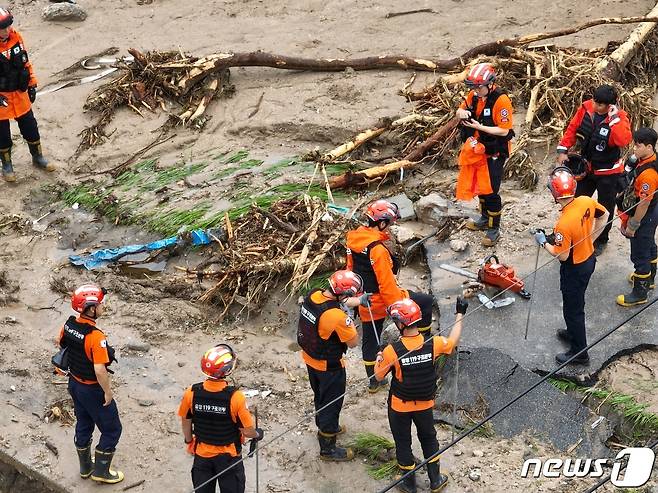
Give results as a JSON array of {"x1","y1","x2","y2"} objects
[{"x1": 174, "y1": 196, "x2": 358, "y2": 316}]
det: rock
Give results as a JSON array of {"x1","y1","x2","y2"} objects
[
  {"x1": 450, "y1": 239, "x2": 469, "y2": 252},
  {"x1": 390, "y1": 224, "x2": 418, "y2": 243},
  {"x1": 1, "y1": 316, "x2": 18, "y2": 324},
  {"x1": 537, "y1": 211, "x2": 547, "y2": 218},
  {"x1": 137, "y1": 399, "x2": 154, "y2": 407},
  {"x1": 125, "y1": 341, "x2": 151, "y2": 352},
  {"x1": 472, "y1": 449, "x2": 484, "y2": 457},
  {"x1": 10, "y1": 385, "x2": 15, "y2": 392},
  {"x1": 177, "y1": 361, "x2": 186, "y2": 367},
  {"x1": 414, "y1": 193, "x2": 468, "y2": 226},
  {"x1": 453, "y1": 449, "x2": 463, "y2": 456},
  {"x1": 468, "y1": 469, "x2": 481, "y2": 481},
  {"x1": 380, "y1": 322, "x2": 401, "y2": 346},
  {"x1": 42, "y1": 3, "x2": 87, "y2": 21},
  {"x1": 385, "y1": 193, "x2": 415, "y2": 221}
]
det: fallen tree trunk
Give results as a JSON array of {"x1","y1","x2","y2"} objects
[
  {"x1": 597, "y1": 3, "x2": 658, "y2": 79},
  {"x1": 157, "y1": 16, "x2": 658, "y2": 94},
  {"x1": 328, "y1": 117, "x2": 459, "y2": 189}
]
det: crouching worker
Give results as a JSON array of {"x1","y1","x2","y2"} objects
[
  {"x1": 374, "y1": 297, "x2": 467, "y2": 493},
  {"x1": 298, "y1": 270, "x2": 367, "y2": 461},
  {"x1": 178, "y1": 345, "x2": 264, "y2": 493}
]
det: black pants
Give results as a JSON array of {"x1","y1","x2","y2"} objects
[
  {"x1": 388, "y1": 407, "x2": 439, "y2": 467},
  {"x1": 630, "y1": 206, "x2": 658, "y2": 276},
  {"x1": 307, "y1": 365, "x2": 345, "y2": 434},
  {"x1": 479, "y1": 156, "x2": 505, "y2": 229},
  {"x1": 191, "y1": 454, "x2": 246, "y2": 493},
  {"x1": 0, "y1": 110, "x2": 40, "y2": 149},
  {"x1": 560, "y1": 255, "x2": 596, "y2": 353},
  {"x1": 68, "y1": 378, "x2": 122, "y2": 451},
  {"x1": 575, "y1": 173, "x2": 620, "y2": 244}
]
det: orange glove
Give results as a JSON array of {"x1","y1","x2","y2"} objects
[{"x1": 186, "y1": 437, "x2": 196, "y2": 455}]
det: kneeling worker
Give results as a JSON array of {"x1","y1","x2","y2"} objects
[
  {"x1": 178, "y1": 345, "x2": 264, "y2": 493},
  {"x1": 298, "y1": 269, "x2": 366, "y2": 461},
  {"x1": 374, "y1": 297, "x2": 468, "y2": 493}
]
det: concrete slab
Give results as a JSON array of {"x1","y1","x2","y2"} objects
[
  {"x1": 433, "y1": 347, "x2": 614, "y2": 458},
  {"x1": 425, "y1": 238, "x2": 658, "y2": 380},
  {"x1": 385, "y1": 193, "x2": 415, "y2": 221}
]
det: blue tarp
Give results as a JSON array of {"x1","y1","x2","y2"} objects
[{"x1": 69, "y1": 228, "x2": 218, "y2": 270}]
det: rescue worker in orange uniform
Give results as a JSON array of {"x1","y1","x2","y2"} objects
[
  {"x1": 455, "y1": 136, "x2": 493, "y2": 201},
  {"x1": 374, "y1": 297, "x2": 467, "y2": 493},
  {"x1": 456, "y1": 63, "x2": 514, "y2": 246},
  {"x1": 0, "y1": 8, "x2": 53, "y2": 182},
  {"x1": 178, "y1": 345, "x2": 264, "y2": 493},
  {"x1": 298, "y1": 270, "x2": 366, "y2": 460},
  {"x1": 56, "y1": 285, "x2": 123, "y2": 484},
  {"x1": 556, "y1": 84, "x2": 632, "y2": 256},
  {"x1": 346, "y1": 200, "x2": 435, "y2": 393},
  {"x1": 533, "y1": 168, "x2": 609, "y2": 364},
  {"x1": 616, "y1": 128, "x2": 658, "y2": 306}
]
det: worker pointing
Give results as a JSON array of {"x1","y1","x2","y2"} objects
[{"x1": 374, "y1": 298, "x2": 467, "y2": 493}]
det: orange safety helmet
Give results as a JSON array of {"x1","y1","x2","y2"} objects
[
  {"x1": 0, "y1": 8, "x2": 12, "y2": 29},
  {"x1": 328, "y1": 270, "x2": 364, "y2": 297},
  {"x1": 465, "y1": 63, "x2": 496, "y2": 88},
  {"x1": 71, "y1": 284, "x2": 106, "y2": 313},
  {"x1": 548, "y1": 166, "x2": 577, "y2": 201},
  {"x1": 201, "y1": 344, "x2": 236, "y2": 380},
  {"x1": 365, "y1": 199, "x2": 400, "y2": 224},
  {"x1": 386, "y1": 298, "x2": 422, "y2": 329}
]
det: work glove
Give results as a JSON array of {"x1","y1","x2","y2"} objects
[
  {"x1": 359, "y1": 292, "x2": 372, "y2": 307},
  {"x1": 533, "y1": 229, "x2": 547, "y2": 247},
  {"x1": 254, "y1": 427, "x2": 265, "y2": 441},
  {"x1": 27, "y1": 86, "x2": 37, "y2": 103},
  {"x1": 545, "y1": 232, "x2": 556, "y2": 246},
  {"x1": 455, "y1": 296, "x2": 468, "y2": 315},
  {"x1": 248, "y1": 428, "x2": 264, "y2": 456}
]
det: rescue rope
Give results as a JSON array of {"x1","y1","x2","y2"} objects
[
  {"x1": 580, "y1": 438, "x2": 658, "y2": 493},
  {"x1": 378, "y1": 297, "x2": 658, "y2": 493},
  {"x1": 188, "y1": 191, "x2": 656, "y2": 493}
]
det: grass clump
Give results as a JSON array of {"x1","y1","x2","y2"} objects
[{"x1": 348, "y1": 432, "x2": 398, "y2": 480}]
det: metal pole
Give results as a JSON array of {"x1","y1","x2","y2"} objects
[
  {"x1": 255, "y1": 407, "x2": 259, "y2": 493},
  {"x1": 365, "y1": 301, "x2": 381, "y2": 347},
  {"x1": 524, "y1": 242, "x2": 541, "y2": 340},
  {"x1": 451, "y1": 346, "x2": 459, "y2": 441}
]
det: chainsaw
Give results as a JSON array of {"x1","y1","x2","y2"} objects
[{"x1": 439, "y1": 254, "x2": 531, "y2": 299}]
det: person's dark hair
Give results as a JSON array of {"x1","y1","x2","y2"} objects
[
  {"x1": 592, "y1": 84, "x2": 617, "y2": 105},
  {"x1": 633, "y1": 127, "x2": 658, "y2": 148},
  {"x1": 367, "y1": 218, "x2": 386, "y2": 228}
]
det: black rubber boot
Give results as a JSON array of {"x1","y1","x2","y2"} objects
[
  {"x1": 1, "y1": 147, "x2": 15, "y2": 182},
  {"x1": 365, "y1": 364, "x2": 387, "y2": 394},
  {"x1": 27, "y1": 141, "x2": 55, "y2": 171},
  {"x1": 427, "y1": 460, "x2": 449, "y2": 492},
  {"x1": 650, "y1": 259, "x2": 657, "y2": 289},
  {"x1": 555, "y1": 350, "x2": 590, "y2": 365},
  {"x1": 394, "y1": 465, "x2": 417, "y2": 493},
  {"x1": 75, "y1": 442, "x2": 94, "y2": 479},
  {"x1": 90, "y1": 448, "x2": 124, "y2": 484},
  {"x1": 617, "y1": 274, "x2": 650, "y2": 306},
  {"x1": 318, "y1": 432, "x2": 354, "y2": 461}
]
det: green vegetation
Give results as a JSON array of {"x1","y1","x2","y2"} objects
[
  {"x1": 298, "y1": 272, "x2": 331, "y2": 294},
  {"x1": 368, "y1": 460, "x2": 398, "y2": 480},
  {"x1": 348, "y1": 433, "x2": 398, "y2": 480},
  {"x1": 549, "y1": 378, "x2": 658, "y2": 439},
  {"x1": 113, "y1": 159, "x2": 209, "y2": 192}
]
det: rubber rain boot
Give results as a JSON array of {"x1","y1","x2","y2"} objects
[
  {"x1": 365, "y1": 364, "x2": 387, "y2": 394},
  {"x1": 482, "y1": 228, "x2": 500, "y2": 247},
  {"x1": 617, "y1": 273, "x2": 650, "y2": 306},
  {"x1": 466, "y1": 200, "x2": 488, "y2": 231},
  {"x1": 394, "y1": 465, "x2": 417, "y2": 493},
  {"x1": 650, "y1": 259, "x2": 657, "y2": 289},
  {"x1": 317, "y1": 431, "x2": 354, "y2": 461},
  {"x1": 27, "y1": 140, "x2": 55, "y2": 171},
  {"x1": 75, "y1": 441, "x2": 94, "y2": 479},
  {"x1": 90, "y1": 448, "x2": 124, "y2": 484},
  {"x1": 427, "y1": 459, "x2": 449, "y2": 492},
  {"x1": 1, "y1": 147, "x2": 15, "y2": 182}
]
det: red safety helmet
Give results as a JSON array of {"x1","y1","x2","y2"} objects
[
  {"x1": 365, "y1": 200, "x2": 400, "y2": 224},
  {"x1": 201, "y1": 344, "x2": 236, "y2": 380},
  {"x1": 465, "y1": 63, "x2": 496, "y2": 88},
  {"x1": 328, "y1": 270, "x2": 363, "y2": 297},
  {"x1": 386, "y1": 298, "x2": 422, "y2": 329},
  {"x1": 547, "y1": 166, "x2": 577, "y2": 201},
  {"x1": 0, "y1": 8, "x2": 13, "y2": 29},
  {"x1": 71, "y1": 284, "x2": 105, "y2": 313}
]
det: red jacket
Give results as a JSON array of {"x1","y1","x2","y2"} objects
[{"x1": 557, "y1": 99, "x2": 631, "y2": 174}]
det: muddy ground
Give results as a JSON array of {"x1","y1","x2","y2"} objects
[{"x1": 0, "y1": 1, "x2": 657, "y2": 492}]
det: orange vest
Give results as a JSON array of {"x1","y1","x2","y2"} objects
[{"x1": 0, "y1": 28, "x2": 36, "y2": 120}]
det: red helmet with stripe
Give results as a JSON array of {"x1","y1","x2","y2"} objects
[
  {"x1": 386, "y1": 298, "x2": 422, "y2": 329},
  {"x1": 365, "y1": 199, "x2": 400, "y2": 224},
  {"x1": 71, "y1": 284, "x2": 105, "y2": 313},
  {"x1": 465, "y1": 63, "x2": 496, "y2": 88},
  {"x1": 0, "y1": 8, "x2": 13, "y2": 29},
  {"x1": 328, "y1": 270, "x2": 363, "y2": 297},
  {"x1": 201, "y1": 344, "x2": 237, "y2": 380},
  {"x1": 548, "y1": 166, "x2": 577, "y2": 201}
]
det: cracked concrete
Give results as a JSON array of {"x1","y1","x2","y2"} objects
[{"x1": 434, "y1": 347, "x2": 615, "y2": 458}]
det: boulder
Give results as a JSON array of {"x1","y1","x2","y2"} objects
[{"x1": 42, "y1": 3, "x2": 87, "y2": 21}]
